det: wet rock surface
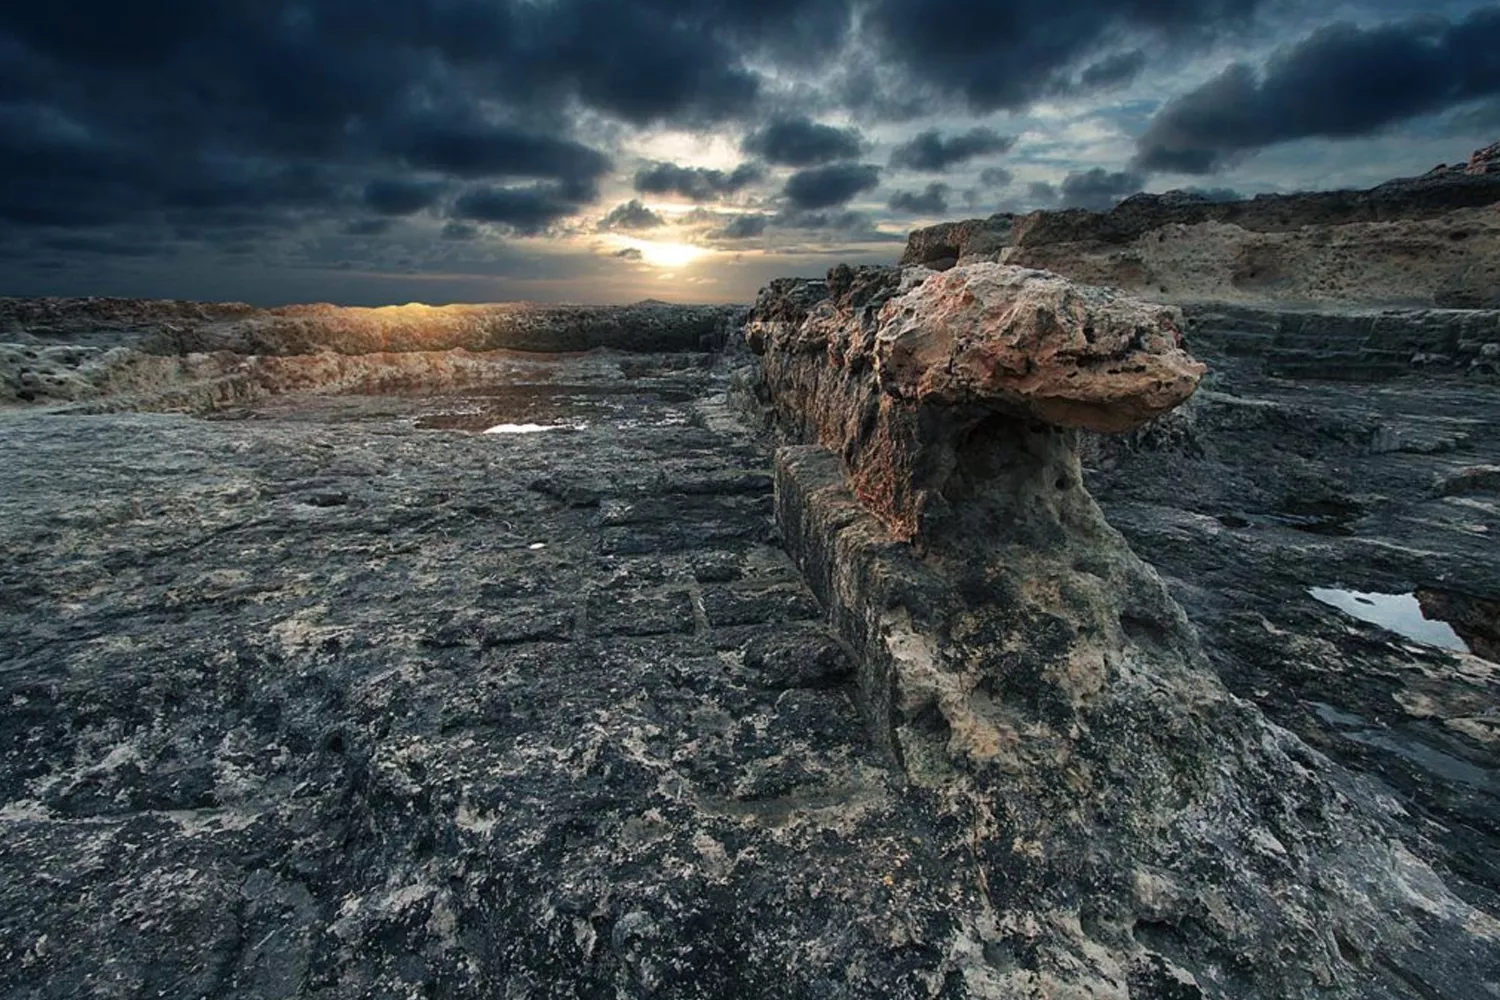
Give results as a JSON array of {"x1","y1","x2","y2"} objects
[
  {"x1": 0, "y1": 272, "x2": 1497, "y2": 998},
  {"x1": 746, "y1": 265, "x2": 1500, "y2": 996},
  {"x1": 1083, "y1": 339, "x2": 1500, "y2": 929},
  {"x1": 0, "y1": 354, "x2": 937, "y2": 998}
]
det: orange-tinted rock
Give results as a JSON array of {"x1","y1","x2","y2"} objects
[
  {"x1": 874, "y1": 264, "x2": 1203, "y2": 433},
  {"x1": 745, "y1": 263, "x2": 1204, "y2": 538}
]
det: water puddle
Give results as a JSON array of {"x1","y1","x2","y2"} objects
[
  {"x1": 1309, "y1": 587, "x2": 1470, "y2": 652},
  {"x1": 414, "y1": 381, "x2": 698, "y2": 433}
]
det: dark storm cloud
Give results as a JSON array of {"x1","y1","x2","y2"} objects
[
  {"x1": 363, "y1": 179, "x2": 445, "y2": 216},
  {"x1": 1137, "y1": 9, "x2": 1500, "y2": 173},
  {"x1": 1029, "y1": 181, "x2": 1061, "y2": 204},
  {"x1": 782, "y1": 163, "x2": 882, "y2": 209},
  {"x1": 1079, "y1": 49, "x2": 1148, "y2": 90},
  {"x1": 510, "y1": 2, "x2": 762, "y2": 127},
  {"x1": 388, "y1": 119, "x2": 612, "y2": 185},
  {"x1": 633, "y1": 161, "x2": 765, "y2": 201},
  {"x1": 888, "y1": 128, "x2": 1015, "y2": 171},
  {"x1": 861, "y1": 0, "x2": 1262, "y2": 113},
  {"x1": 598, "y1": 199, "x2": 667, "y2": 230},
  {"x1": 451, "y1": 184, "x2": 584, "y2": 235},
  {"x1": 888, "y1": 183, "x2": 951, "y2": 214},
  {"x1": 1059, "y1": 168, "x2": 1145, "y2": 210},
  {"x1": 743, "y1": 117, "x2": 864, "y2": 166},
  {"x1": 717, "y1": 214, "x2": 771, "y2": 238},
  {"x1": 441, "y1": 221, "x2": 480, "y2": 241},
  {"x1": 979, "y1": 167, "x2": 1014, "y2": 188},
  {"x1": 0, "y1": 0, "x2": 786, "y2": 263},
  {"x1": 343, "y1": 219, "x2": 395, "y2": 236}
]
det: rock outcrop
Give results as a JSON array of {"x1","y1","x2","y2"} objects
[
  {"x1": 742, "y1": 262, "x2": 1500, "y2": 996},
  {"x1": 746, "y1": 263, "x2": 1203, "y2": 537},
  {"x1": 903, "y1": 141, "x2": 1500, "y2": 308}
]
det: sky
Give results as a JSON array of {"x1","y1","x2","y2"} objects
[{"x1": 1, "y1": 0, "x2": 1498, "y2": 306}]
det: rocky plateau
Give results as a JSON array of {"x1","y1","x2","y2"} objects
[{"x1": 1, "y1": 149, "x2": 1498, "y2": 999}]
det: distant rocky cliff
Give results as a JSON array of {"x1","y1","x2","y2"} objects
[{"x1": 904, "y1": 141, "x2": 1500, "y2": 309}]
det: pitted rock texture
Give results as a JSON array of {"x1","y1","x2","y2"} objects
[
  {"x1": 902, "y1": 142, "x2": 1500, "y2": 309},
  {"x1": 0, "y1": 355, "x2": 943, "y2": 999},
  {"x1": 745, "y1": 263, "x2": 1203, "y2": 537},
  {"x1": 875, "y1": 265, "x2": 1203, "y2": 431},
  {"x1": 746, "y1": 264, "x2": 1500, "y2": 996}
]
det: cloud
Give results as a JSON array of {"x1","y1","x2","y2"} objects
[
  {"x1": 716, "y1": 214, "x2": 771, "y2": 238},
  {"x1": 451, "y1": 184, "x2": 585, "y2": 234},
  {"x1": 889, "y1": 128, "x2": 1016, "y2": 171},
  {"x1": 888, "y1": 183, "x2": 951, "y2": 214},
  {"x1": 598, "y1": 199, "x2": 667, "y2": 231},
  {"x1": 634, "y1": 161, "x2": 765, "y2": 201},
  {"x1": 782, "y1": 163, "x2": 882, "y2": 209},
  {"x1": 441, "y1": 221, "x2": 480, "y2": 241},
  {"x1": 861, "y1": 0, "x2": 1262, "y2": 113},
  {"x1": 743, "y1": 117, "x2": 864, "y2": 166},
  {"x1": 511, "y1": 2, "x2": 763, "y2": 127},
  {"x1": 978, "y1": 167, "x2": 1013, "y2": 187},
  {"x1": 1028, "y1": 181, "x2": 1060, "y2": 204},
  {"x1": 363, "y1": 179, "x2": 444, "y2": 216},
  {"x1": 1136, "y1": 9, "x2": 1500, "y2": 173},
  {"x1": 613, "y1": 247, "x2": 645, "y2": 260},
  {"x1": 1079, "y1": 49, "x2": 1148, "y2": 90},
  {"x1": 343, "y1": 218, "x2": 395, "y2": 236},
  {"x1": 388, "y1": 118, "x2": 612, "y2": 185},
  {"x1": 1059, "y1": 168, "x2": 1145, "y2": 210}
]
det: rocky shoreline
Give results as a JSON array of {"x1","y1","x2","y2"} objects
[{"x1": 2, "y1": 159, "x2": 1499, "y2": 997}]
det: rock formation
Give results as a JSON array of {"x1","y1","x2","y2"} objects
[
  {"x1": 741, "y1": 261, "x2": 1500, "y2": 996},
  {"x1": 747, "y1": 262, "x2": 1203, "y2": 537},
  {"x1": 903, "y1": 141, "x2": 1500, "y2": 308}
]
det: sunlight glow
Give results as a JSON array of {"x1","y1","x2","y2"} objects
[{"x1": 610, "y1": 235, "x2": 711, "y2": 270}]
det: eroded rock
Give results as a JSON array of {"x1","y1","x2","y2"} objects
[
  {"x1": 747, "y1": 262, "x2": 1203, "y2": 537},
  {"x1": 746, "y1": 262, "x2": 1500, "y2": 996}
]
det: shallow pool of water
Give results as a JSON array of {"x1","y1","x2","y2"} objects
[{"x1": 1309, "y1": 587, "x2": 1469, "y2": 652}]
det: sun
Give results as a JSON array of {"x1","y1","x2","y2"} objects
[{"x1": 610, "y1": 235, "x2": 710, "y2": 270}]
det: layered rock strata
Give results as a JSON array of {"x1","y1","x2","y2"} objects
[{"x1": 743, "y1": 262, "x2": 1500, "y2": 996}]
